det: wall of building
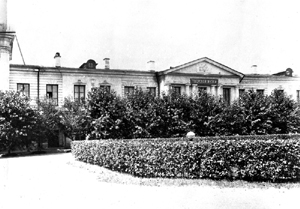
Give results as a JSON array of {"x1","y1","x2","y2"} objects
[
  {"x1": 9, "y1": 61, "x2": 300, "y2": 107},
  {"x1": 10, "y1": 65, "x2": 158, "y2": 106},
  {"x1": 241, "y1": 75, "x2": 300, "y2": 100}
]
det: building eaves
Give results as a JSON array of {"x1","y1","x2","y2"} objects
[{"x1": 10, "y1": 64, "x2": 156, "y2": 76}]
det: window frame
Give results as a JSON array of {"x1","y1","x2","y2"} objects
[
  {"x1": 74, "y1": 85, "x2": 86, "y2": 102},
  {"x1": 239, "y1": 89, "x2": 245, "y2": 98},
  {"x1": 172, "y1": 86, "x2": 181, "y2": 95},
  {"x1": 147, "y1": 87, "x2": 156, "y2": 96},
  {"x1": 256, "y1": 89, "x2": 264, "y2": 95},
  {"x1": 46, "y1": 84, "x2": 58, "y2": 105},
  {"x1": 124, "y1": 86, "x2": 135, "y2": 95},
  {"x1": 100, "y1": 85, "x2": 111, "y2": 92},
  {"x1": 17, "y1": 83, "x2": 30, "y2": 97},
  {"x1": 223, "y1": 87, "x2": 231, "y2": 105}
]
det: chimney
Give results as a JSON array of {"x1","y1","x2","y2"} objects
[
  {"x1": 103, "y1": 58, "x2": 110, "y2": 69},
  {"x1": 251, "y1": 65, "x2": 258, "y2": 74},
  {"x1": 54, "y1": 52, "x2": 61, "y2": 68},
  {"x1": 147, "y1": 60, "x2": 155, "y2": 71}
]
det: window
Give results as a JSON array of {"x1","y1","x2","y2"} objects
[
  {"x1": 100, "y1": 85, "x2": 111, "y2": 92},
  {"x1": 173, "y1": 86, "x2": 181, "y2": 95},
  {"x1": 147, "y1": 87, "x2": 156, "y2": 96},
  {"x1": 257, "y1": 89, "x2": 264, "y2": 95},
  {"x1": 124, "y1": 86, "x2": 134, "y2": 95},
  {"x1": 46, "y1": 84, "x2": 58, "y2": 105},
  {"x1": 17, "y1": 83, "x2": 30, "y2": 97},
  {"x1": 239, "y1": 89, "x2": 245, "y2": 98},
  {"x1": 297, "y1": 90, "x2": 300, "y2": 103},
  {"x1": 74, "y1": 85, "x2": 85, "y2": 102},
  {"x1": 277, "y1": 90, "x2": 284, "y2": 94},
  {"x1": 223, "y1": 88, "x2": 231, "y2": 105}
]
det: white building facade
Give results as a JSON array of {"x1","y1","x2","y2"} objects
[{"x1": 7, "y1": 56, "x2": 300, "y2": 107}]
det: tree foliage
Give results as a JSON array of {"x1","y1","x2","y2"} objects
[{"x1": 0, "y1": 91, "x2": 38, "y2": 153}]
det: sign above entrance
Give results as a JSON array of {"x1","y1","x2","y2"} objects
[{"x1": 190, "y1": 78, "x2": 218, "y2": 85}]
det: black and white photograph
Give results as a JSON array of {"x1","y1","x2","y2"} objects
[{"x1": 1, "y1": 0, "x2": 300, "y2": 208}]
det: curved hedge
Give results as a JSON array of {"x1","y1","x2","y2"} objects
[{"x1": 71, "y1": 137, "x2": 300, "y2": 182}]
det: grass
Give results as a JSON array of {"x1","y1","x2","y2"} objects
[{"x1": 67, "y1": 156, "x2": 300, "y2": 190}]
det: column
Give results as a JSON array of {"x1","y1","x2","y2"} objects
[
  {"x1": 185, "y1": 84, "x2": 190, "y2": 96},
  {"x1": 206, "y1": 86, "x2": 211, "y2": 94},
  {"x1": 0, "y1": 0, "x2": 15, "y2": 91},
  {"x1": 211, "y1": 85, "x2": 216, "y2": 96},
  {"x1": 165, "y1": 84, "x2": 170, "y2": 93},
  {"x1": 231, "y1": 87, "x2": 235, "y2": 103},
  {"x1": 192, "y1": 84, "x2": 197, "y2": 98},
  {"x1": 235, "y1": 86, "x2": 239, "y2": 100},
  {"x1": 217, "y1": 85, "x2": 223, "y2": 98}
]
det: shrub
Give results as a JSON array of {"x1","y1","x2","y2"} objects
[
  {"x1": 268, "y1": 89, "x2": 300, "y2": 134},
  {"x1": 0, "y1": 91, "x2": 38, "y2": 153},
  {"x1": 59, "y1": 97, "x2": 91, "y2": 140},
  {"x1": 145, "y1": 92, "x2": 192, "y2": 138},
  {"x1": 123, "y1": 88, "x2": 156, "y2": 139},
  {"x1": 72, "y1": 135, "x2": 300, "y2": 182},
  {"x1": 72, "y1": 139, "x2": 206, "y2": 178},
  {"x1": 199, "y1": 139, "x2": 300, "y2": 181},
  {"x1": 190, "y1": 90, "x2": 223, "y2": 136},
  {"x1": 87, "y1": 88, "x2": 127, "y2": 139}
]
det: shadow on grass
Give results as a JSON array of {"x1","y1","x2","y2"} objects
[{"x1": 0, "y1": 149, "x2": 71, "y2": 159}]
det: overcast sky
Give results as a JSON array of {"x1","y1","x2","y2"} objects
[{"x1": 7, "y1": 0, "x2": 300, "y2": 74}]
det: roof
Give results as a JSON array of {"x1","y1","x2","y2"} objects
[
  {"x1": 9, "y1": 64, "x2": 156, "y2": 76},
  {"x1": 159, "y1": 57, "x2": 244, "y2": 78}
]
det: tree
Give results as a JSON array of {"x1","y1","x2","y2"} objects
[
  {"x1": 0, "y1": 91, "x2": 37, "y2": 153},
  {"x1": 190, "y1": 90, "x2": 223, "y2": 136},
  {"x1": 59, "y1": 97, "x2": 91, "y2": 141},
  {"x1": 87, "y1": 88, "x2": 127, "y2": 139},
  {"x1": 268, "y1": 89, "x2": 300, "y2": 134}
]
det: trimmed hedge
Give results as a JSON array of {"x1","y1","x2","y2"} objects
[{"x1": 71, "y1": 137, "x2": 300, "y2": 182}]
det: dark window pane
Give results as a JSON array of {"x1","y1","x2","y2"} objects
[
  {"x1": 257, "y1": 89, "x2": 264, "y2": 95},
  {"x1": 223, "y1": 88, "x2": 231, "y2": 105},
  {"x1": 147, "y1": 87, "x2": 156, "y2": 96},
  {"x1": 17, "y1": 83, "x2": 30, "y2": 97},
  {"x1": 74, "y1": 85, "x2": 85, "y2": 102},
  {"x1": 124, "y1": 86, "x2": 134, "y2": 95},
  {"x1": 173, "y1": 86, "x2": 181, "y2": 95},
  {"x1": 46, "y1": 84, "x2": 58, "y2": 105}
]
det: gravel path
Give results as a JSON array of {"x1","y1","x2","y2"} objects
[{"x1": 0, "y1": 153, "x2": 299, "y2": 209}]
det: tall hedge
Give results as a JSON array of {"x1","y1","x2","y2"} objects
[{"x1": 86, "y1": 88, "x2": 300, "y2": 139}]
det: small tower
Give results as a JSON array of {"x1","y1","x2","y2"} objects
[{"x1": 0, "y1": 0, "x2": 15, "y2": 91}]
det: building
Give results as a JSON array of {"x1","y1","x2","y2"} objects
[{"x1": 7, "y1": 55, "x2": 300, "y2": 107}]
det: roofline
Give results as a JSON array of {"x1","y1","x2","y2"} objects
[
  {"x1": 159, "y1": 57, "x2": 244, "y2": 78},
  {"x1": 9, "y1": 64, "x2": 156, "y2": 75}
]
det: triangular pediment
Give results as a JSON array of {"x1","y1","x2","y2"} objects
[{"x1": 161, "y1": 57, "x2": 244, "y2": 78}]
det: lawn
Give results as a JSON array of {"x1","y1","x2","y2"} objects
[{"x1": 1, "y1": 152, "x2": 300, "y2": 209}]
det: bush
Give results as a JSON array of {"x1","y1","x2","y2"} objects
[
  {"x1": 87, "y1": 88, "x2": 127, "y2": 139},
  {"x1": 72, "y1": 139, "x2": 206, "y2": 178},
  {"x1": 0, "y1": 91, "x2": 38, "y2": 153},
  {"x1": 146, "y1": 92, "x2": 193, "y2": 138},
  {"x1": 72, "y1": 135, "x2": 300, "y2": 182},
  {"x1": 199, "y1": 139, "x2": 300, "y2": 181},
  {"x1": 59, "y1": 97, "x2": 91, "y2": 140}
]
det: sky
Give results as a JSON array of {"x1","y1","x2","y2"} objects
[{"x1": 7, "y1": 0, "x2": 300, "y2": 75}]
